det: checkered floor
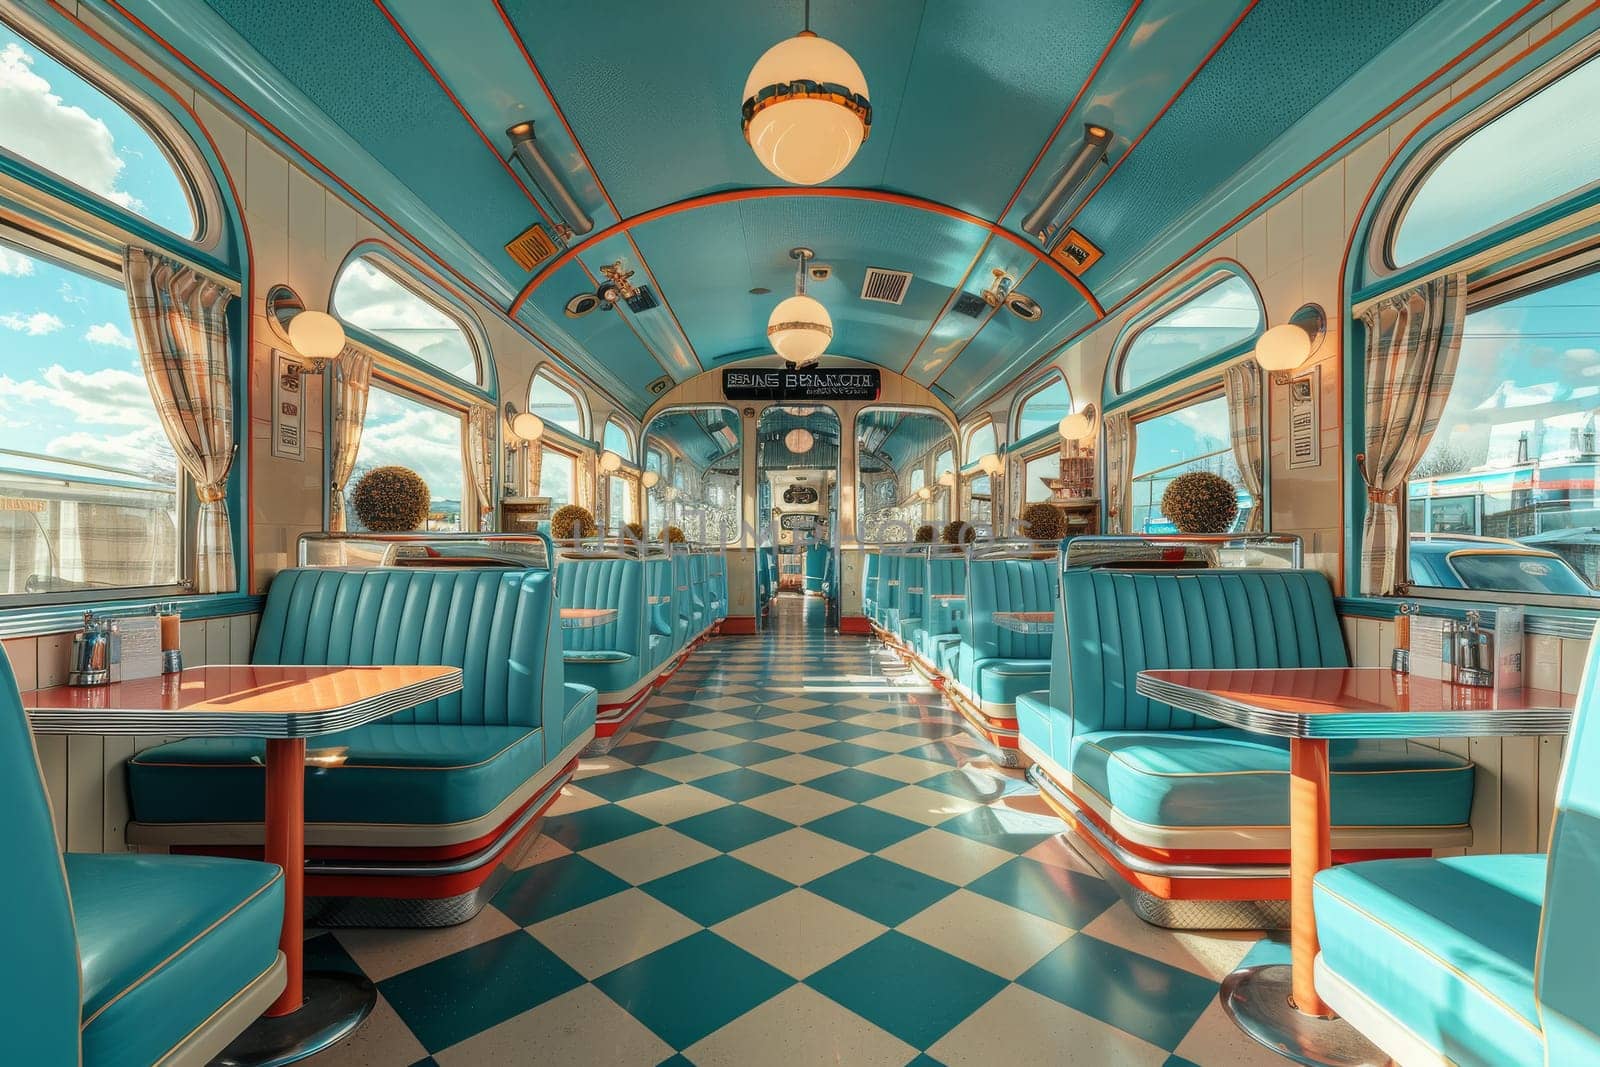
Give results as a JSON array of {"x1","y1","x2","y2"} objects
[{"x1": 305, "y1": 606, "x2": 1289, "y2": 1066}]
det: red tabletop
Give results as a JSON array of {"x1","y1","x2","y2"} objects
[
  {"x1": 22, "y1": 664, "x2": 462, "y2": 738},
  {"x1": 1139, "y1": 667, "x2": 1575, "y2": 738}
]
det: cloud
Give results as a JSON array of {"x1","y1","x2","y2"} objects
[
  {"x1": 0, "y1": 42, "x2": 141, "y2": 211},
  {"x1": 0, "y1": 364, "x2": 158, "y2": 427},
  {"x1": 85, "y1": 321, "x2": 136, "y2": 349},
  {"x1": 0, "y1": 245, "x2": 33, "y2": 276},
  {"x1": 0, "y1": 310, "x2": 64, "y2": 335},
  {"x1": 43, "y1": 425, "x2": 173, "y2": 475}
]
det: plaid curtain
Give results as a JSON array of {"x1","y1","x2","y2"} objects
[
  {"x1": 1224, "y1": 358, "x2": 1265, "y2": 532},
  {"x1": 123, "y1": 247, "x2": 237, "y2": 593},
  {"x1": 467, "y1": 405, "x2": 496, "y2": 531},
  {"x1": 326, "y1": 347, "x2": 372, "y2": 532},
  {"x1": 1103, "y1": 411, "x2": 1134, "y2": 534},
  {"x1": 1359, "y1": 273, "x2": 1468, "y2": 594}
]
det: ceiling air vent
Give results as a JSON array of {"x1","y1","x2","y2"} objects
[
  {"x1": 860, "y1": 267, "x2": 912, "y2": 305},
  {"x1": 504, "y1": 223, "x2": 558, "y2": 271},
  {"x1": 647, "y1": 375, "x2": 672, "y2": 396},
  {"x1": 951, "y1": 291, "x2": 987, "y2": 318},
  {"x1": 626, "y1": 286, "x2": 659, "y2": 313}
]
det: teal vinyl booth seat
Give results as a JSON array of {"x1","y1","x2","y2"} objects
[
  {"x1": 2, "y1": 651, "x2": 288, "y2": 1066},
  {"x1": 559, "y1": 554, "x2": 652, "y2": 752},
  {"x1": 873, "y1": 553, "x2": 903, "y2": 633},
  {"x1": 912, "y1": 552, "x2": 967, "y2": 674},
  {"x1": 803, "y1": 543, "x2": 831, "y2": 595},
  {"x1": 1309, "y1": 640, "x2": 1600, "y2": 1066},
  {"x1": 128, "y1": 567, "x2": 596, "y2": 927},
  {"x1": 687, "y1": 551, "x2": 709, "y2": 636},
  {"x1": 890, "y1": 551, "x2": 926, "y2": 646},
  {"x1": 862, "y1": 551, "x2": 880, "y2": 624},
  {"x1": 671, "y1": 550, "x2": 695, "y2": 651},
  {"x1": 1018, "y1": 568, "x2": 1474, "y2": 929},
  {"x1": 710, "y1": 550, "x2": 728, "y2": 621},
  {"x1": 950, "y1": 556, "x2": 1054, "y2": 725},
  {"x1": 645, "y1": 553, "x2": 678, "y2": 671}
]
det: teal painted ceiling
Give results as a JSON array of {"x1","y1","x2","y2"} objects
[{"x1": 99, "y1": 0, "x2": 1542, "y2": 416}]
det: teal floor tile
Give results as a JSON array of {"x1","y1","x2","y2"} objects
[
  {"x1": 806, "y1": 932, "x2": 1006, "y2": 1048},
  {"x1": 809, "y1": 740, "x2": 899, "y2": 766},
  {"x1": 541, "y1": 804, "x2": 658, "y2": 851},
  {"x1": 692, "y1": 768, "x2": 790, "y2": 801},
  {"x1": 716, "y1": 720, "x2": 789, "y2": 740},
  {"x1": 920, "y1": 768, "x2": 1019, "y2": 804},
  {"x1": 594, "y1": 931, "x2": 794, "y2": 1049},
  {"x1": 494, "y1": 853, "x2": 631, "y2": 925},
  {"x1": 804, "y1": 805, "x2": 927, "y2": 853},
  {"x1": 703, "y1": 739, "x2": 791, "y2": 766},
  {"x1": 670, "y1": 803, "x2": 793, "y2": 853},
  {"x1": 381, "y1": 932, "x2": 583, "y2": 1052},
  {"x1": 966, "y1": 856, "x2": 1119, "y2": 929},
  {"x1": 635, "y1": 719, "x2": 709, "y2": 740},
  {"x1": 1017, "y1": 935, "x2": 1219, "y2": 1050},
  {"x1": 805, "y1": 855, "x2": 956, "y2": 927},
  {"x1": 642, "y1": 855, "x2": 791, "y2": 926},
  {"x1": 580, "y1": 766, "x2": 681, "y2": 802},
  {"x1": 807, "y1": 768, "x2": 905, "y2": 802},
  {"x1": 611, "y1": 739, "x2": 695, "y2": 765},
  {"x1": 938, "y1": 806, "x2": 1062, "y2": 853},
  {"x1": 808, "y1": 720, "x2": 879, "y2": 740}
]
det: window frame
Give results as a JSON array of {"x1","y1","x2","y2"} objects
[
  {"x1": 644, "y1": 404, "x2": 743, "y2": 546},
  {"x1": 1369, "y1": 36, "x2": 1600, "y2": 286},
  {"x1": 1379, "y1": 246, "x2": 1600, "y2": 610},
  {"x1": 527, "y1": 363, "x2": 592, "y2": 443},
  {"x1": 1121, "y1": 385, "x2": 1259, "y2": 536},
  {"x1": 0, "y1": 12, "x2": 219, "y2": 250},
  {"x1": 602, "y1": 415, "x2": 638, "y2": 463},
  {"x1": 330, "y1": 249, "x2": 489, "y2": 395},
  {"x1": 960, "y1": 417, "x2": 998, "y2": 472},
  {"x1": 1010, "y1": 369, "x2": 1073, "y2": 446},
  {"x1": 346, "y1": 372, "x2": 473, "y2": 534},
  {"x1": 1109, "y1": 265, "x2": 1265, "y2": 404},
  {"x1": 853, "y1": 405, "x2": 957, "y2": 544}
]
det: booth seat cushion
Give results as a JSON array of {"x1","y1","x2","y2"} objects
[
  {"x1": 969, "y1": 658, "x2": 1051, "y2": 710},
  {"x1": 933, "y1": 635, "x2": 962, "y2": 676},
  {"x1": 563, "y1": 652, "x2": 640, "y2": 694},
  {"x1": 130, "y1": 723, "x2": 544, "y2": 827},
  {"x1": 1070, "y1": 728, "x2": 1474, "y2": 829},
  {"x1": 69, "y1": 853, "x2": 283, "y2": 1067},
  {"x1": 897, "y1": 616, "x2": 921, "y2": 644},
  {"x1": 1315, "y1": 854, "x2": 1545, "y2": 1067}
]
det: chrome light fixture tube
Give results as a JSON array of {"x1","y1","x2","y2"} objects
[
  {"x1": 1021, "y1": 123, "x2": 1113, "y2": 243},
  {"x1": 506, "y1": 121, "x2": 594, "y2": 237}
]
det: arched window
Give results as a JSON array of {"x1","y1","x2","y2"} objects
[
  {"x1": 1389, "y1": 50, "x2": 1600, "y2": 269},
  {"x1": 0, "y1": 23, "x2": 196, "y2": 236},
  {"x1": 1013, "y1": 372, "x2": 1073, "y2": 441},
  {"x1": 963, "y1": 419, "x2": 997, "y2": 466},
  {"x1": 602, "y1": 416, "x2": 635, "y2": 460},
  {"x1": 332, "y1": 255, "x2": 481, "y2": 385},
  {"x1": 527, "y1": 366, "x2": 588, "y2": 439},
  {"x1": 1116, "y1": 272, "x2": 1262, "y2": 394}
]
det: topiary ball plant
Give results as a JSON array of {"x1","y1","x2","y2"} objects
[
  {"x1": 550, "y1": 504, "x2": 597, "y2": 540},
  {"x1": 940, "y1": 520, "x2": 977, "y2": 545},
  {"x1": 1020, "y1": 502, "x2": 1067, "y2": 541},
  {"x1": 622, "y1": 521, "x2": 645, "y2": 542},
  {"x1": 1161, "y1": 471, "x2": 1239, "y2": 534},
  {"x1": 914, "y1": 524, "x2": 935, "y2": 543},
  {"x1": 351, "y1": 466, "x2": 430, "y2": 532},
  {"x1": 659, "y1": 525, "x2": 687, "y2": 544}
]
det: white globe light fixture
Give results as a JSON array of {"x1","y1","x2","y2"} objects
[
  {"x1": 287, "y1": 310, "x2": 345, "y2": 364},
  {"x1": 978, "y1": 453, "x2": 1004, "y2": 477},
  {"x1": 784, "y1": 428, "x2": 815, "y2": 454},
  {"x1": 511, "y1": 411, "x2": 545, "y2": 442},
  {"x1": 741, "y1": 10, "x2": 870, "y2": 186},
  {"x1": 768, "y1": 247, "x2": 832, "y2": 369},
  {"x1": 599, "y1": 450, "x2": 623, "y2": 474},
  {"x1": 916, "y1": 486, "x2": 932, "y2": 501},
  {"x1": 1057, "y1": 403, "x2": 1097, "y2": 442},
  {"x1": 641, "y1": 470, "x2": 661, "y2": 489},
  {"x1": 1255, "y1": 304, "x2": 1327, "y2": 377}
]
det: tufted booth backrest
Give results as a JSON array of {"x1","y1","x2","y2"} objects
[
  {"x1": 1061, "y1": 568, "x2": 1347, "y2": 736},
  {"x1": 805, "y1": 544, "x2": 831, "y2": 587},
  {"x1": 1538, "y1": 633, "x2": 1600, "y2": 1062},
  {"x1": 966, "y1": 557, "x2": 1055, "y2": 661},
  {"x1": 688, "y1": 553, "x2": 708, "y2": 618},
  {"x1": 646, "y1": 557, "x2": 674, "y2": 638},
  {"x1": 862, "y1": 552, "x2": 880, "y2": 613},
  {"x1": 671, "y1": 553, "x2": 693, "y2": 643},
  {"x1": 923, "y1": 554, "x2": 968, "y2": 638},
  {"x1": 897, "y1": 553, "x2": 926, "y2": 616},
  {"x1": 0, "y1": 647, "x2": 81, "y2": 1062},
  {"x1": 878, "y1": 554, "x2": 903, "y2": 623},
  {"x1": 253, "y1": 568, "x2": 558, "y2": 728},
  {"x1": 559, "y1": 558, "x2": 646, "y2": 658}
]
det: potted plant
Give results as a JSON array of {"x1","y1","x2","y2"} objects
[
  {"x1": 351, "y1": 466, "x2": 430, "y2": 532},
  {"x1": 1161, "y1": 471, "x2": 1240, "y2": 534}
]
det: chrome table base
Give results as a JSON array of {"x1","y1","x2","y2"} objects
[
  {"x1": 214, "y1": 972, "x2": 376, "y2": 1066},
  {"x1": 1219, "y1": 965, "x2": 1392, "y2": 1067}
]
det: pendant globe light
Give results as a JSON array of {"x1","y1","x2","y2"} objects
[
  {"x1": 784, "y1": 427, "x2": 816, "y2": 454},
  {"x1": 768, "y1": 247, "x2": 832, "y2": 369},
  {"x1": 741, "y1": 0, "x2": 871, "y2": 185}
]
